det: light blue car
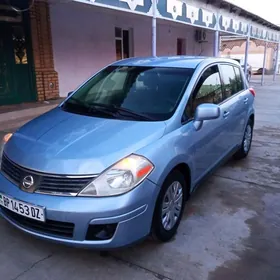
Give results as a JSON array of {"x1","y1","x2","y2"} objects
[{"x1": 0, "y1": 56, "x2": 255, "y2": 248}]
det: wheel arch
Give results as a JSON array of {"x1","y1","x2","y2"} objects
[
  {"x1": 152, "y1": 160, "x2": 192, "y2": 198},
  {"x1": 172, "y1": 163, "x2": 191, "y2": 196},
  {"x1": 249, "y1": 113, "x2": 255, "y2": 126}
]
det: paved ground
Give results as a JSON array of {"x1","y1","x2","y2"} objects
[
  {"x1": 0, "y1": 81, "x2": 280, "y2": 280},
  {"x1": 0, "y1": 99, "x2": 63, "y2": 115},
  {"x1": 250, "y1": 74, "x2": 277, "y2": 86}
]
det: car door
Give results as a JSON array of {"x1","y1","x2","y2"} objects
[
  {"x1": 182, "y1": 65, "x2": 231, "y2": 184},
  {"x1": 219, "y1": 64, "x2": 248, "y2": 153}
]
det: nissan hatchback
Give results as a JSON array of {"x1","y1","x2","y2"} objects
[{"x1": 0, "y1": 56, "x2": 255, "y2": 248}]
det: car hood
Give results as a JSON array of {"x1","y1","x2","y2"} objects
[{"x1": 5, "y1": 108, "x2": 166, "y2": 175}]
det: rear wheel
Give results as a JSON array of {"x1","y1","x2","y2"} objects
[
  {"x1": 233, "y1": 119, "x2": 253, "y2": 160},
  {"x1": 152, "y1": 170, "x2": 187, "y2": 242}
]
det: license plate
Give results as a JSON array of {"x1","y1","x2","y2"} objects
[{"x1": 0, "y1": 193, "x2": 45, "y2": 222}]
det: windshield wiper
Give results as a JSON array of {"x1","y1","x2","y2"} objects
[
  {"x1": 64, "y1": 99, "x2": 154, "y2": 120},
  {"x1": 89, "y1": 103, "x2": 154, "y2": 121},
  {"x1": 115, "y1": 107, "x2": 155, "y2": 121},
  {"x1": 63, "y1": 97, "x2": 118, "y2": 117}
]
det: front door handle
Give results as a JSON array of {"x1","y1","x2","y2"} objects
[{"x1": 223, "y1": 111, "x2": 230, "y2": 118}]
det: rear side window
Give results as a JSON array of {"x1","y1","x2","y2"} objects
[
  {"x1": 233, "y1": 66, "x2": 245, "y2": 92},
  {"x1": 220, "y1": 64, "x2": 240, "y2": 99}
]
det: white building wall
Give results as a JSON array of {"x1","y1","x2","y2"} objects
[
  {"x1": 157, "y1": 20, "x2": 214, "y2": 57},
  {"x1": 50, "y1": 2, "x2": 214, "y2": 97}
]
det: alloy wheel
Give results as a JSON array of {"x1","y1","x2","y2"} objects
[
  {"x1": 161, "y1": 181, "x2": 183, "y2": 231},
  {"x1": 244, "y1": 124, "x2": 252, "y2": 153}
]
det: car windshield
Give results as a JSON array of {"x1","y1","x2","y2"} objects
[{"x1": 62, "y1": 66, "x2": 194, "y2": 121}]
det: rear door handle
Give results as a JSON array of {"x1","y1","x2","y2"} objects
[
  {"x1": 223, "y1": 111, "x2": 230, "y2": 118},
  {"x1": 244, "y1": 97, "x2": 249, "y2": 104}
]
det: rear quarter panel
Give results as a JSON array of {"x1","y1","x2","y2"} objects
[{"x1": 245, "y1": 90, "x2": 255, "y2": 125}]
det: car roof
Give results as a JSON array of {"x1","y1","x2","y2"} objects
[{"x1": 112, "y1": 56, "x2": 240, "y2": 69}]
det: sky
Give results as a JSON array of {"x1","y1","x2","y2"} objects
[{"x1": 227, "y1": 0, "x2": 279, "y2": 25}]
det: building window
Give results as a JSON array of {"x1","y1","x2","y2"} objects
[
  {"x1": 177, "y1": 38, "x2": 186, "y2": 55},
  {"x1": 115, "y1": 27, "x2": 130, "y2": 60}
]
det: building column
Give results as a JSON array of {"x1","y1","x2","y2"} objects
[
  {"x1": 30, "y1": 0, "x2": 59, "y2": 101},
  {"x1": 152, "y1": 0, "x2": 157, "y2": 56},
  {"x1": 273, "y1": 43, "x2": 279, "y2": 81},
  {"x1": 244, "y1": 33, "x2": 250, "y2": 79},
  {"x1": 261, "y1": 41, "x2": 268, "y2": 86},
  {"x1": 213, "y1": 30, "x2": 220, "y2": 57}
]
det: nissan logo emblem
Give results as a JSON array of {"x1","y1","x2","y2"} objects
[{"x1": 22, "y1": 175, "x2": 34, "y2": 189}]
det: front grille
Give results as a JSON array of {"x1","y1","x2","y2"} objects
[
  {"x1": 39, "y1": 176, "x2": 92, "y2": 194},
  {"x1": 1, "y1": 207, "x2": 75, "y2": 238},
  {"x1": 1, "y1": 154, "x2": 95, "y2": 195},
  {"x1": 1, "y1": 155, "x2": 21, "y2": 185}
]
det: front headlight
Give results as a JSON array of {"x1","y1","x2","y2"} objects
[
  {"x1": 0, "y1": 133, "x2": 13, "y2": 167},
  {"x1": 0, "y1": 133, "x2": 13, "y2": 160},
  {"x1": 78, "y1": 154, "x2": 154, "y2": 197}
]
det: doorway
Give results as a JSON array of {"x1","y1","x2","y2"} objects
[
  {"x1": 177, "y1": 38, "x2": 186, "y2": 55},
  {"x1": 0, "y1": 9, "x2": 36, "y2": 105}
]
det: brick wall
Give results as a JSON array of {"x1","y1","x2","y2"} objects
[{"x1": 30, "y1": 0, "x2": 59, "y2": 101}]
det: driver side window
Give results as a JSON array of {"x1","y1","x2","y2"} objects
[{"x1": 185, "y1": 65, "x2": 223, "y2": 119}]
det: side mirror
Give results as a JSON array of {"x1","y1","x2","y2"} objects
[
  {"x1": 193, "y1": 103, "x2": 220, "y2": 131},
  {"x1": 67, "y1": 91, "x2": 73, "y2": 97}
]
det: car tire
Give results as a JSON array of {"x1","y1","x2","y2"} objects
[
  {"x1": 233, "y1": 119, "x2": 253, "y2": 160},
  {"x1": 152, "y1": 170, "x2": 187, "y2": 242}
]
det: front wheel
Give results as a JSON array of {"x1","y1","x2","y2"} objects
[
  {"x1": 152, "y1": 170, "x2": 187, "y2": 242},
  {"x1": 233, "y1": 119, "x2": 253, "y2": 160}
]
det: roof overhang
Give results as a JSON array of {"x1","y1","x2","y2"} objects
[{"x1": 67, "y1": 0, "x2": 280, "y2": 43}]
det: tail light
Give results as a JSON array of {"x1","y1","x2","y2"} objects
[{"x1": 249, "y1": 87, "x2": 256, "y2": 97}]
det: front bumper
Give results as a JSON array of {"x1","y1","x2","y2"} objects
[{"x1": 0, "y1": 173, "x2": 160, "y2": 249}]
